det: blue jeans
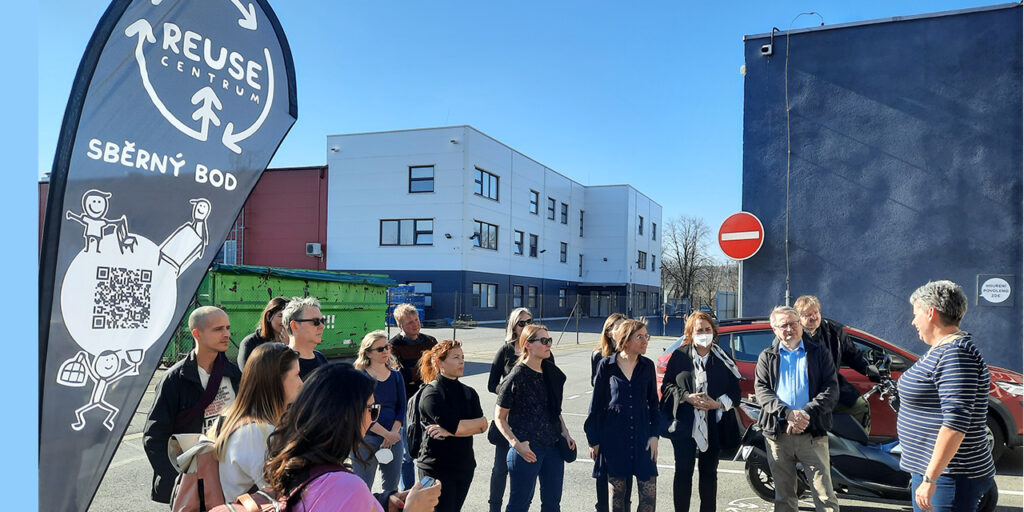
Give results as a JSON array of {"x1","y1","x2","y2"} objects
[
  {"x1": 399, "y1": 426, "x2": 416, "y2": 491},
  {"x1": 506, "y1": 444, "x2": 564, "y2": 512},
  {"x1": 351, "y1": 433, "x2": 404, "y2": 495},
  {"x1": 910, "y1": 473, "x2": 995, "y2": 512},
  {"x1": 489, "y1": 444, "x2": 511, "y2": 512}
]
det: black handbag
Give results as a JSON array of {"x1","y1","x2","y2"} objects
[
  {"x1": 558, "y1": 436, "x2": 577, "y2": 463},
  {"x1": 486, "y1": 420, "x2": 506, "y2": 446}
]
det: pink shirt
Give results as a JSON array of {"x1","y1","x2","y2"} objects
[{"x1": 289, "y1": 471, "x2": 384, "y2": 512}]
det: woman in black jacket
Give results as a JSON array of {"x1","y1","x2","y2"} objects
[
  {"x1": 660, "y1": 311, "x2": 741, "y2": 512},
  {"x1": 486, "y1": 307, "x2": 532, "y2": 512},
  {"x1": 236, "y1": 296, "x2": 288, "y2": 369},
  {"x1": 588, "y1": 312, "x2": 627, "y2": 512}
]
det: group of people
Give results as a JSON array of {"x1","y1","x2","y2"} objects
[{"x1": 142, "y1": 279, "x2": 996, "y2": 512}]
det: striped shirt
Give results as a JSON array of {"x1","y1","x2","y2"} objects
[{"x1": 896, "y1": 333, "x2": 995, "y2": 478}]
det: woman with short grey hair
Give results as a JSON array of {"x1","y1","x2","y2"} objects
[{"x1": 897, "y1": 280, "x2": 995, "y2": 512}]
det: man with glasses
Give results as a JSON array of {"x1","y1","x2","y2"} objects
[
  {"x1": 389, "y1": 303, "x2": 437, "y2": 490},
  {"x1": 283, "y1": 296, "x2": 329, "y2": 380},
  {"x1": 794, "y1": 295, "x2": 879, "y2": 433},
  {"x1": 754, "y1": 306, "x2": 839, "y2": 512}
]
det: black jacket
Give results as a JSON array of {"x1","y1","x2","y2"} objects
[
  {"x1": 236, "y1": 330, "x2": 276, "y2": 370},
  {"x1": 489, "y1": 343, "x2": 556, "y2": 394},
  {"x1": 660, "y1": 344, "x2": 742, "y2": 449},
  {"x1": 754, "y1": 339, "x2": 838, "y2": 439},
  {"x1": 804, "y1": 318, "x2": 871, "y2": 406},
  {"x1": 143, "y1": 351, "x2": 242, "y2": 503}
]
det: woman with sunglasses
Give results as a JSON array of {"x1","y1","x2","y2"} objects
[
  {"x1": 486, "y1": 307, "x2": 532, "y2": 512},
  {"x1": 282, "y1": 297, "x2": 330, "y2": 380},
  {"x1": 211, "y1": 342, "x2": 302, "y2": 503},
  {"x1": 263, "y1": 362, "x2": 440, "y2": 512},
  {"x1": 495, "y1": 324, "x2": 575, "y2": 512},
  {"x1": 236, "y1": 296, "x2": 288, "y2": 370},
  {"x1": 417, "y1": 340, "x2": 488, "y2": 512},
  {"x1": 353, "y1": 330, "x2": 407, "y2": 496},
  {"x1": 589, "y1": 312, "x2": 628, "y2": 512},
  {"x1": 586, "y1": 320, "x2": 662, "y2": 512}
]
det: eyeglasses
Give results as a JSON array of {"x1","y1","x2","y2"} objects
[
  {"x1": 366, "y1": 403, "x2": 381, "y2": 422},
  {"x1": 370, "y1": 345, "x2": 390, "y2": 353},
  {"x1": 294, "y1": 317, "x2": 328, "y2": 326},
  {"x1": 516, "y1": 318, "x2": 534, "y2": 328},
  {"x1": 528, "y1": 337, "x2": 553, "y2": 346},
  {"x1": 772, "y1": 321, "x2": 799, "y2": 330},
  {"x1": 633, "y1": 333, "x2": 651, "y2": 341}
]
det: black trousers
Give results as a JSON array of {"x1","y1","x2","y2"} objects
[
  {"x1": 670, "y1": 419, "x2": 720, "y2": 512},
  {"x1": 421, "y1": 467, "x2": 474, "y2": 512}
]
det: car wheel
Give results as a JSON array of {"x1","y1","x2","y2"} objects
[
  {"x1": 977, "y1": 481, "x2": 999, "y2": 512},
  {"x1": 986, "y1": 415, "x2": 1006, "y2": 464}
]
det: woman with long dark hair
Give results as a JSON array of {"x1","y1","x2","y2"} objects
[
  {"x1": 264, "y1": 363, "x2": 440, "y2": 511},
  {"x1": 236, "y1": 296, "x2": 288, "y2": 369},
  {"x1": 495, "y1": 324, "x2": 575, "y2": 512},
  {"x1": 210, "y1": 342, "x2": 302, "y2": 503},
  {"x1": 417, "y1": 340, "x2": 488, "y2": 512},
  {"x1": 486, "y1": 307, "x2": 532, "y2": 512},
  {"x1": 660, "y1": 311, "x2": 741, "y2": 512},
  {"x1": 586, "y1": 320, "x2": 662, "y2": 512},
  {"x1": 353, "y1": 330, "x2": 407, "y2": 496}
]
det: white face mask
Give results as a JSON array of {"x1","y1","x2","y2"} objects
[{"x1": 693, "y1": 334, "x2": 714, "y2": 347}]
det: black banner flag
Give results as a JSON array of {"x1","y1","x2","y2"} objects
[{"x1": 38, "y1": 0, "x2": 296, "y2": 509}]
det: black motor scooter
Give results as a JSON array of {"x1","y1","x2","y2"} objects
[{"x1": 735, "y1": 368, "x2": 999, "y2": 511}]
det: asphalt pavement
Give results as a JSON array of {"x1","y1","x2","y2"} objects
[{"x1": 88, "y1": 322, "x2": 1023, "y2": 511}]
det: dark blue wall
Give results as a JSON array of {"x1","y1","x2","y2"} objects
[{"x1": 741, "y1": 5, "x2": 1022, "y2": 370}]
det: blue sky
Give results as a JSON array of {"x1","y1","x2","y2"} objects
[{"x1": 38, "y1": 0, "x2": 1001, "y2": 241}]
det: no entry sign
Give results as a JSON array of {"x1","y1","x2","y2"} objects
[{"x1": 719, "y1": 212, "x2": 764, "y2": 260}]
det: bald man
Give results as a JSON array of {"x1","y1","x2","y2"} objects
[{"x1": 143, "y1": 306, "x2": 242, "y2": 503}]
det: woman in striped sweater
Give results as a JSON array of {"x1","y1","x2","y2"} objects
[{"x1": 897, "y1": 280, "x2": 995, "y2": 512}]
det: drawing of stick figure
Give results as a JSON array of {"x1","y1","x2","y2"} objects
[
  {"x1": 60, "y1": 349, "x2": 142, "y2": 431},
  {"x1": 158, "y1": 198, "x2": 211, "y2": 276},
  {"x1": 65, "y1": 189, "x2": 138, "y2": 254}
]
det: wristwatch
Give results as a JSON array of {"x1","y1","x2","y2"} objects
[{"x1": 922, "y1": 474, "x2": 937, "y2": 484}]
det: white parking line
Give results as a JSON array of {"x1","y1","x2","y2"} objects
[{"x1": 574, "y1": 457, "x2": 744, "y2": 473}]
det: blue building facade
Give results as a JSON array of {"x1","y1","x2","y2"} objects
[{"x1": 740, "y1": 5, "x2": 1022, "y2": 370}]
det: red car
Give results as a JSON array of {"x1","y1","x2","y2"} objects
[{"x1": 655, "y1": 318, "x2": 1023, "y2": 462}]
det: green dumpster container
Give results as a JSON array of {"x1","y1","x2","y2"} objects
[{"x1": 162, "y1": 263, "x2": 396, "y2": 365}]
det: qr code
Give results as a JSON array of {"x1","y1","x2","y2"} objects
[{"x1": 92, "y1": 266, "x2": 152, "y2": 329}]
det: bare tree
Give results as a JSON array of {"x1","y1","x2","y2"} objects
[{"x1": 660, "y1": 216, "x2": 711, "y2": 305}]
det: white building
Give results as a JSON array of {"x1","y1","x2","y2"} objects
[{"x1": 326, "y1": 126, "x2": 661, "y2": 322}]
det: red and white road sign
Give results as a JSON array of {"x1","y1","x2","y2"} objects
[{"x1": 719, "y1": 212, "x2": 764, "y2": 260}]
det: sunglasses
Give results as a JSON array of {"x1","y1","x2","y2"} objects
[
  {"x1": 366, "y1": 403, "x2": 381, "y2": 422},
  {"x1": 516, "y1": 318, "x2": 534, "y2": 328},
  {"x1": 370, "y1": 345, "x2": 390, "y2": 353},
  {"x1": 294, "y1": 317, "x2": 328, "y2": 326},
  {"x1": 528, "y1": 337, "x2": 553, "y2": 346}
]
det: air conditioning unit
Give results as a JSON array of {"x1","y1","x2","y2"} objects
[{"x1": 305, "y1": 242, "x2": 323, "y2": 257}]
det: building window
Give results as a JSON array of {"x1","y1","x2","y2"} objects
[
  {"x1": 639, "y1": 291, "x2": 647, "y2": 310},
  {"x1": 408, "y1": 165, "x2": 434, "y2": 193},
  {"x1": 472, "y1": 283, "x2": 497, "y2": 309},
  {"x1": 513, "y1": 285, "x2": 524, "y2": 307},
  {"x1": 559, "y1": 289, "x2": 567, "y2": 308},
  {"x1": 527, "y1": 286, "x2": 538, "y2": 308},
  {"x1": 560, "y1": 242, "x2": 567, "y2": 263},
  {"x1": 560, "y1": 203, "x2": 568, "y2": 224},
  {"x1": 638, "y1": 250, "x2": 647, "y2": 269},
  {"x1": 579, "y1": 210, "x2": 584, "y2": 237},
  {"x1": 406, "y1": 281, "x2": 433, "y2": 307},
  {"x1": 639, "y1": 216, "x2": 644, "y2": 236},
  {"x1": 474, "y1": 168, "x2": 499, "y2": 201},
  {"x1": 578, "y1": 254, "x2": 583, "y2": 278},
  {"x1": 529, "y1": 234, "x2": 538, "y2": 257},
  {"x1": 529, "y1": 190, "x2": 539, "y2": 214},
  {"x1": 473, "y1": 220, "x2": 499, "y2": 250},
  {"x1": 651, "y1": 254, "x2": 656, "y2": 271},
  {"x1": 380, "y1": 219, "x2": 433, "y2": 246},
  {"x1": 547, "y1": 197, "x2": 556, "y2": 220},
  {"x1": 513, "y1": 230, "x2": 524, "y2": 255},
  {"x1": 651, "y1": 222, "x2": 657, "y2": 241}
]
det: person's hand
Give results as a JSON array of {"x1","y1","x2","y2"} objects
[
  {"x1": 786, "y1": 409, "x2": 809, "y2": 433},
  {"x1": 563, "y1": 432, "x2": 576, "y2": 451},
  {"x1": 589, "y1": 444, "x2": 599, "y2": 459},
  {"x1": 514, "y1": 440, "x2": 537, "y2": 463},
  {"x1": 646, "y1": 437, "x2": 659, "y2": 462},
  {"x1": 403, "y1": 480, "x2": 442, "y2": 512},
  {"x1": 688, "y1": 392, "x2": 710, "y2": 410},
  {"x1": 381, "y1": 429, "x2": 401, "y2": 448},
  {"x1": 424, "y1": 424, "x2": 452, "y2": 440},
  {"x1": 915, "y1": 478, "x2": 936, "y2": 511},
  {"x1": 865, "y1": 364, "x2": 882, "y2": 383}
]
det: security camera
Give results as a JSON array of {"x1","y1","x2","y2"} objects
[{"x1": 760, "y1": 44, "x2": 773, "y2": 56}]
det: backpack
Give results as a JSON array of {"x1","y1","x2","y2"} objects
[
  {"x1": 209, "y1": 465, "x2": 347, "y2": 512},
  {"x1": 405, "y1": 381, "x2": 435, "y2": 459},
  {"x1": 169, "y1": 420, "x2": 263, "y2": 512}
]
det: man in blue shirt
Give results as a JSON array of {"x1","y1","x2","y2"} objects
[{"x1": 754, "y1": 306, "x2": 839, "y2": 512}]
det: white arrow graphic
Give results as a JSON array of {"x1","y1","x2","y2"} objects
[
  {"x1": 221, "y1": 47, "x2": 275, "y2": 154},
  {"x1": 190, "y1": 87, "x2": 223, "y2": 140},
  {"x1": 125, "y1": 19, "x2": 207, "y2": 142},
  {"x1": 231, "y1": 0, "x2": 258, "y2": 30}
]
